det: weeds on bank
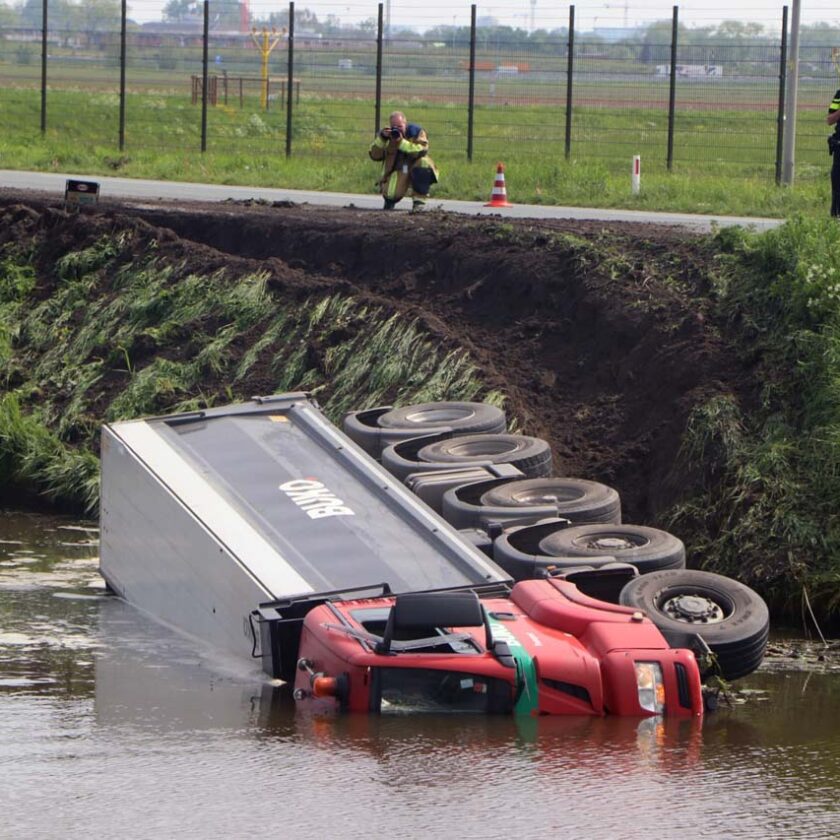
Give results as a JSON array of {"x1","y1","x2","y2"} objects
[
  {"x1": 0, "y1": 232, "x2": 503, "y2": 511},
  {"x1": 668, "y1": 217, "x2": 840, "y2": 618},
  {"x1": 0, "y1": 393, "x2": 100, "y2": 512}
]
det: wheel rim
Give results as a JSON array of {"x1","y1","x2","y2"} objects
[
  {"x1": 659, "y1": 593, "x2": 727, "y2": 625},
  {"x1": 511, "y1": 488, "x2": 584, "y2": 504},
  {"x1": 573, "y1": 534, "x2": 647, "y2": 552},
  {"x1": 403, "y1": 407, "x2": 474, "y2": 424},
  {"x1": 487, "y1": 489, "x2": 585, "y2": 506},
  {"x1": 426, "y1": 439, "x2": 520, "y2": 458}
]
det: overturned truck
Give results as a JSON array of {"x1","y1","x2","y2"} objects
[{"x1": 99, "y1": 393, "x2": 768, "y2": 717}]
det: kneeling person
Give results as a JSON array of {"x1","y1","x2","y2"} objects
[{"x1": 369, "y1": 110, "x2": 439, "y2": 211}]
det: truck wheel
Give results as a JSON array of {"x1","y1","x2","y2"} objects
[
  {"x1": 377, "y1": 401, "x2": 506, "y2": 435},
  {"x1": 537, "y1": 524, "x2": 684, "y2": 572},
  {"x1": 480, "y1": 478, "x2": 621, "y2": 525},
  {"x1": 619, "y1": 570, "x2": 770, "y2": 682},
  {"x1": 416, "y1": 434, "x2": 552, "y2": 477}
]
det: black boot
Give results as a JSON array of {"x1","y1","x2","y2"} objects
[{"x1": 383, "y1": 198, "x2": 397, "y2": 210}]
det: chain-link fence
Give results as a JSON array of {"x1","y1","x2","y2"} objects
[{"x1": 0, "y1": 1, "x2": 838, "y2": 178}]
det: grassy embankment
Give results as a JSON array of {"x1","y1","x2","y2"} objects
[
  {"x1": 671, "y1": 216, "x2": 840, "y2": 621},
  {"x1": 0, "y1": 75, "x2": 834, "y2": 217},
  {"x1": 0, "y1": 223, "x2": 503, "y2": 511},
  {"x1": 2, "y1": 211, "x2": 840, "y2": 621}
]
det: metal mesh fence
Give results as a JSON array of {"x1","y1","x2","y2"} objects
[{"x1": 0, "y1": 1, "x2": 838, "y2": 177}]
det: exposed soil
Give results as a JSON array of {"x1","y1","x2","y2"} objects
[{"x1": 0, "y1": 188, "x2": 750, "y2": 526}]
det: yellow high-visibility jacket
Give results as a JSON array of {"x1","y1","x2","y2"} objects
[{"x1": 369, "y1": 123, "x2": 439, "y2": 201}]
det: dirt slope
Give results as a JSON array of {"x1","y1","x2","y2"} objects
[{"x1": 0, "y1": 190, "x2": 749, "y2": 526}]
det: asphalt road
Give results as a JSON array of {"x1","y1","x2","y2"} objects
[{"x1": 0, "y1": 169, "x2": 783, "y2": 233}]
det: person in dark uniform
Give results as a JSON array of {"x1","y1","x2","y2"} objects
[{"x1": 828, "y1": 89, "x2": 840, "y2": 217}]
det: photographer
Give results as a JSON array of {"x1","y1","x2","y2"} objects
[
  {"x1": 827, "y1": 88, "x2": 840, "y2": 217},
  {"x1": 369, "y1": 111, "x2": 438, "y2": 211}
]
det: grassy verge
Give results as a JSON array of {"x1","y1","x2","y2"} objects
[
  {"x1": 668, "y1": 216, "x2": 840, "y2": 619},
  {"x1": 0, "y1": 87, "x2": 834, "y2": 217},
  {"x1": 0, "y1": 223, "x2": 503, "y2": 513}
]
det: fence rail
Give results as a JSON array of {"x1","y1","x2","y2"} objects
[{"x1": 0, "y1": 1, "x2": 838, "y2": 178}]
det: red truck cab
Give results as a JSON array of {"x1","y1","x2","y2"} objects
[{"x1": 293, "y1": 579, "x2": 704, "y2": 717}]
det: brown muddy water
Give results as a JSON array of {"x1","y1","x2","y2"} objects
[{"x1": 1, "y1": 510, "x2": 839, "y2": 840}]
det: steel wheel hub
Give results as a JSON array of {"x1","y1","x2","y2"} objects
[
  {"x1": 589, "y1": 536, "x2": 635, "y2": 551},
  {"x1": 662, "y1": 594, "x2": 725, "y2": 624}
]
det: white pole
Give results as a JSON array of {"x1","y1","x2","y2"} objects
[
  {"x1": 782, "y1": 0, "x2": 801, "y2": 185},
  {"x1": 631, "y1": 155, "x2": 641, "y2": 194}
]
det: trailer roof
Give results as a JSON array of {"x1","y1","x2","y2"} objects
[{"x1": 108, "y1": 394, "x2": 510, "y2": 599}]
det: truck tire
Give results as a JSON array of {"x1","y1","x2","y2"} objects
[
  {"x1": 492, "y1": 532, "x2": 626, "y2": 581},
  {"x1": 378, "y1": 401, "x2": 506, "y2": 435},
  {"x1": 480, "y1": 478, "x2": 621, "y2": 525},
  {"x1": 416, "y1": 434, "x2": 552, "y2": 477},
  {"x1": 619, "y1": 570, "x2": 770, "y2": 682},
  {"x1": 537, "y1": 524, "x2": 685, "y2": 573}
]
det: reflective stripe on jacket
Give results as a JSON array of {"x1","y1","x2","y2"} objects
[{"x1": 369, "y1": 124, "x2": 439, "y2": 201}]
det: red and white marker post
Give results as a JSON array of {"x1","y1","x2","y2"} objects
[{"x1": 631, "y1": 155, "x2": 641, "y2": 195}]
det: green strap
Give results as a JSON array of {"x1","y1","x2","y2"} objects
[{"x1": 487, "y1": 616, "x2": 539, "y2": 716}]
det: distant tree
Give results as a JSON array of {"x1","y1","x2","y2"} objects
[
  {"x1": 261, "y1": 7, "x2": 319, "y2": 31},
  {"x1": 209, "y1": 0, "x2": 241, "y2": 30},
  {"x1": 800, "y1": 23, "x2": 840, "y2": 67},
  {"x1": 638, "y1": 20, "x2": 677, "y2": 64},
  {"x1": 0, "y1": 3, "x2": 20, "y2": 27},
  {"x1": 713, "y1": 20, "x2": 765, "y2": 41},
  {"x1": 77, "y1": 0, "x2": 121, "y2": 32},
  {"x1": 357, "y1": 16, "x2": 376, "y2": 35},
  {"x1": 163, "y1": 0, "x2": 197, "y2": 21},
  {"x1": 18, "y1": 0, "x2": 78, "y2": 30}
]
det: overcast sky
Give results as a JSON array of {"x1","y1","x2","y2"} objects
[{"x1": 124, "y1": 0, "x2": 840, "y2": 31}]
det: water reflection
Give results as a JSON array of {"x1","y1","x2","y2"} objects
[{"x1": 2, "y1": 510, "x2": 840, "y2": 839}]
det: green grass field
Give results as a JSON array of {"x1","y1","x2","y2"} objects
[{"x1": 0, "y1": 45, "x2": 837, "y2": 217}]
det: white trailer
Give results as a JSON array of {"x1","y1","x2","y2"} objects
[{"x1": 99, "y1": 393, "x2": 510, "y2": 677}]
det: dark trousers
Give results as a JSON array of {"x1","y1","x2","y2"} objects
[{"x1": 832, "y1": 155, "x2": 840, "y2": 217}]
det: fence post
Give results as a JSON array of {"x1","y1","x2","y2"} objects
[
  {"x1": 40, "y1": 0, "x2": 48, "y2": 134},
  {"x1": 667, "y1": 6, "x2": 678, "y2": 171},
  {"x1": 781, "y1": 0, "x2": 801, "y2": 185},
  {"x1": 286, "y1": 1, "x2": 295, "y2": 158},
  {"x1": 467, "y1": 4, "x2": 476, "y2": 160},
  {"x1": 375, "y1": 3, "x2": 383, "y2": 134},
  {"x1": 565, "y1": 5, "x2": 574, "y2": 159},
  {"x1": 200, "y1": 0, "x2": 209, "y2": 151},
  {"x1": 119, "y1": 0, "x2": 126, "y2": 150},
  {"x1": 775, "y1": 6, "x2": 789, "y2": 185}
]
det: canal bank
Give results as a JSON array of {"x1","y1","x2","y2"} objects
[{"x1": 1, "y1": 192, "x2": 839, "y2": 627}]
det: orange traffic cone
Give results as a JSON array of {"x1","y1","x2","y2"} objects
[{"x1": 485, "y1": 162, "x2": 513, "y2": 208}]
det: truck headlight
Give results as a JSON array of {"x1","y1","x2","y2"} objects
[{"x1": 635, "y1": 662, "x2": 665, "y2": 714}]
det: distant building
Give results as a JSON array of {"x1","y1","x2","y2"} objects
[
  {"x1": 591, "y1": 27, "x2": 641, "y2": 42},
  {"x1": 655, "y1": 64, "x2": 723, "y2": 77}
]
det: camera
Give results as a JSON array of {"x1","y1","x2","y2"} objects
[{"x1": 389, "y1": 126, "x2": 402, "y2": 139}]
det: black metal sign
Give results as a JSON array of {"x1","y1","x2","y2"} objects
[{"x1": 64, "y1": 179, "x2": 100, "y2": 207}]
